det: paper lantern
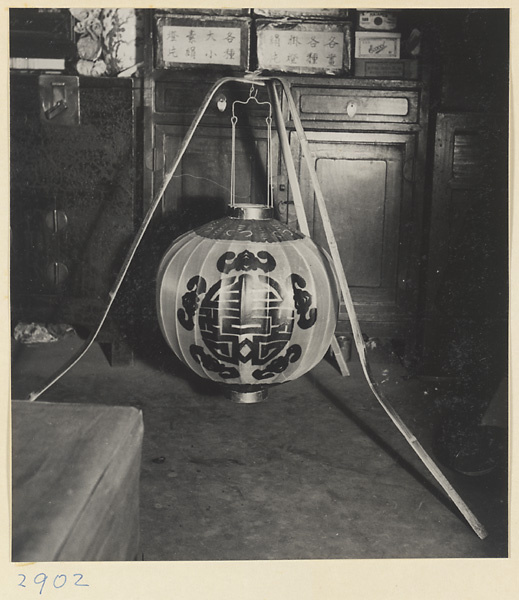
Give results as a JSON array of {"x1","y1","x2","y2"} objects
[{"x1": 157, "y1": 204, "x2": 338, "y2": 402}]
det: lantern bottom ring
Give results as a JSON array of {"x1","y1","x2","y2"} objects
[{"x1": 227, "y1": 389, "x2": 269, "y2": 404}]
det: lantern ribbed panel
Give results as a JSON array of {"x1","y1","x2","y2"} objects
[
  {"x1": 282, "y1": 240, "x2": 332, "y2": 384},
  {"x1": 157, "y1": 212, "x2": 338, "y2": 393}
]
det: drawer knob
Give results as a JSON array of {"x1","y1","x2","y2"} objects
[
  {"x1": 46, "y1": 261, "x2": 69, "y2": 286},
  {"x1": 216, "y1": 94, "x2": 227, "y2": 112},
  {"x1": 346, "y1": 101, "x2": 357, "y2": 118},
  {"x1": 45, "y1": 209, "x2": 68, "y2": 233}
]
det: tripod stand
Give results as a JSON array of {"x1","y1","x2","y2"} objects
[{"x1": 26, "y1": 75, "x2": 487, "y2": 540}]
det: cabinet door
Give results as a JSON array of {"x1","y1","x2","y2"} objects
[
  {"x1": 152, "y1": 123, "x2": 278, "y2": 229},
  {"x1": 290, "y1": 130, "x2": 418, "y2": 335},
  {"x1": 422, "y1": 112, "x2": 508, "y2": 373}
]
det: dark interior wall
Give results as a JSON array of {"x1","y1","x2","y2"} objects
[
  {"x1": 434, "y1": 9, "x2": 509, "y2": 112},
  {"x1": 432, "y1": 7, "x2": 509, "y2": 332},
  {"x1": 398, "y1": 8, "x2": 509, "y2": 112},
  {"x1": 414, "y1": 9, "x2": 509, "y2": 423}
]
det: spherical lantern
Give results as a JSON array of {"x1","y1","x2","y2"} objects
[{"x1": 157, "y1": 204, "x2": 338, "y2": 402}]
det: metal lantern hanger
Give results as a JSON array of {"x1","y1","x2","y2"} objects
[
  {"x1": 24, "y1": 76, "x2": 487, "y2": 540},
  {"x1": 229, "y1": 85, "x2": 274, "y2": 210}
]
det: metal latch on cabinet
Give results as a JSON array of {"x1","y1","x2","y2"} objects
[
  {"x1": 45, "y1": 99, "x2": 68, "y2": 120},
  {"x1": 346, "y1": 101, "x2": 357, "y2": 118},
  {"x1": 39, "y1": 75, "x2": 80, "y2": 126}
]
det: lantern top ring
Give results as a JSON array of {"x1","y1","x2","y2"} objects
[{"x1": 228, "y1": 204, "x2": 274, "y2": 220}]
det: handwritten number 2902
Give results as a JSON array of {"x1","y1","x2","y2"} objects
[{"x1": 18, "y1": 573, "x2": 88, "y2": 594}]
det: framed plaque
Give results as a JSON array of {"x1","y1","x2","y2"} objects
[
  {"x1": 256, "y1": 20, "x2": 353, "y2": 75},
  {"x1": 155, "y1": 15, "x2": 251, "y2": 70}
]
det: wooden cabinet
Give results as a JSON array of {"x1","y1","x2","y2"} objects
[
  {"x1": 278, "y1": 77, "x2": 429, "y2": 348},
  {"x1": 146, "y1": 77, "x2": 277, "y2": 222},
  {"x1": 10, "y1": 73, "x2": 140, "y2": 364},
  {"x1": 152, "y1": 121, "x2": 276, "y2": 220},
  {"x1": 291, "y1": 130, "x2": 417, "y2": 329},
  {"x1": 143, "y1": 73, "x2": 429, "y2": 351},
  {"x1": 142, "y1": 0, "x2": 430, "y2": 353}
]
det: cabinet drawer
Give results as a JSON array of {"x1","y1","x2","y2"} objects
[
  {"x1": 155, "y1": 79, "x2": 271, "y2": 123},
  {"x1": 156, "y1": 79, "x2": 214, "y2": 115},
  {"x1": 293, "y1": 87, "x2": 419, "y2": 123}
]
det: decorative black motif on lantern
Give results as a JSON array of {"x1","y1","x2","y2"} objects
[
  {"x1": 291, "y1": 274, "x2": 317, "y2": 329},
  {"x1": 173, "y1": 248, "x2": 323, "y2": 382},
  {"x1": 190, "y1": 345, "x2": 239, "y2": 379},
  {"x1": 252, "y1": 345, "x2": 302, "y2": 380},
  {"x1": 177, "y1": 276, "x2": 207, "y2": 331},
  {"x1": 198, "y1": 273, "x2": 295, "y2": 368},
  {"x1": 217, "y1": 250, "x2": 276, "y2": 274}
]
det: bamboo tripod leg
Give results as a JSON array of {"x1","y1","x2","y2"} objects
[
  {"x1": 275, "y1": 77, "x2": 487, "y2": 540},
  {"x1": 267, "y1": 82, "x2": 350, "y2": 377}
]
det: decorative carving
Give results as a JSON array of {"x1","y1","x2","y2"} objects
[
  {"x1": 177, "y1": 276, "x2": 206, "y2": 331},
  {"x1": 291, "y1": 273, "x2": 317, "y2": 329},
  {"x1": 70, "y1": 8, "x2": 144, "y2": 76}
]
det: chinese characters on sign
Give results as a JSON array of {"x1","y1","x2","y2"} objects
[
  {"x1": 258, "y1": 29, "x2": 345, "y2": 71},
  {"x1": 162, "y1": 25, "x2": 242, "y2": 66}
]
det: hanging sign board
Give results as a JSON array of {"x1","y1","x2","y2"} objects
[
  {"x1": 256, "y1": 20, "x2": 353, "y2": 75},
  {"x1": 155, "y1": 15, "x2": 251, "y2": 70}
]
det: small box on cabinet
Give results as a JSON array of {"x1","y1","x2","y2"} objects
[
  {"x1": 355, "y1": 31, "x2": 401, "y2": 60},
  {"x1": 354, "y1": 58, "x2": 419, "y2": 80},
  {"x1": 357, "y1": 10, "x2": 398, "y2": 31},
  {"x1": 256, "y1": 19, "x2": 353, "y2": 76}
]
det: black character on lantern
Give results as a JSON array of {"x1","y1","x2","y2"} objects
[
  {"x1": 198, "y1": 273, "x2": 295, "y2": 367},
  {"x1": 177, "y1": 276, "x2": 206, "y2": 330},
  {"x1": 252, "y1": 345, "x2": 302, "y2": 380},
  {"x1": 291, "y1": 274, "x2": 317, "y2": 329},
  {"x1": 217, "y1": 249, "x2": 276, "y2": 274},
  {"x1": 177, "y1": 250, "x2": 320, "y2": 381},
  {"x1": 190, "y1": 345, "x2": 239, "y2": 379}
]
